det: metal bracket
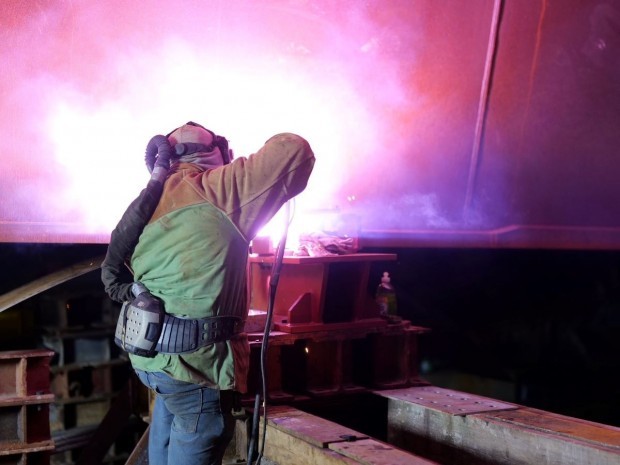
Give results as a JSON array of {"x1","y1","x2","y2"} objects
[{"x1": 377, "y1": 385, "x2": 518, "y2": 416}]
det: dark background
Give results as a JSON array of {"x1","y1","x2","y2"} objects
[
  {"x1": 2, "y1": 242, "x2": 619, "y2": 427},
  {"x1": 368, "y1": 246, "x2": 620, "y2": 427}
]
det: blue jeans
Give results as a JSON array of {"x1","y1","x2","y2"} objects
[{"x1": 135, "y1": 370, "x2": 236, "y2": 465}]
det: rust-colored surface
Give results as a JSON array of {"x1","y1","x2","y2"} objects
[
  {"x1": 245, "y1": 320, "x2": 429, "y2": 405},
  {"x1": 249, "y1": 253, "x2": 397, "y2": 332},
  {"x1": 0, "y1": 349, "x2": 55, "y2": 460},
  {"x1": 329, "y1": 439, "x2": 441, "y2": 465},
  {"x1": 488, "y1": 408, "x2": 620, "y2": 449},
  {"x1": 267, "y1": 405, "x2": 368, "y2": 449},
  {"x1": 378, "y1": 385, "x2": 518, "y2": 416}
]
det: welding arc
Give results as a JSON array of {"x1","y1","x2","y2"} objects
[{"x1": 248, "y1": 201, "x2": 292, "y2": 465}]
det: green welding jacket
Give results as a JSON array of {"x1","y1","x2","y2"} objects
[{"x1": 128, "y1": 133, "x2": 315, "y2": 392}]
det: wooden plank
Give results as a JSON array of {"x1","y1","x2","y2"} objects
[
  {"x1": 266, "y1": 405, "x2": 368, "y2": 448},
  {"x1": 262, "y1": 424, "x2": 360, "y2": 465},
  {"x1": 0, "y1": 439, "x2": 55, "y2": 455},
  {"x1": 378, "y1": 385, "x2": 518, "y2": 415},
  {"x1": 125, "y1": 425, "x2": 149, "y2": 465},
  {"x1": 0, "y1": 255, "x2": 104, "y2": 312},
  {"x1": 383, "y1": 388, "x2": 620, "y2": 465},
  {"x1": 0, "y1": 349, "x2": 55, "y2": 360},
  {"x1": 258, "y1": 405, "x2": 441, "y2": 465},
  {"x1": 329, "y1": 438, "x2": 440, "y2": 465},
  {"x1": 490, "y1": 408, "x2": 620, "y2": 448},
  {"x1": 0, "y1": 394, "x2": 55, "y2": 406}
]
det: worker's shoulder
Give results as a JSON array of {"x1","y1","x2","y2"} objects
[{"x1": 263, "y1": 132, "x2": 313, "y2": 152}]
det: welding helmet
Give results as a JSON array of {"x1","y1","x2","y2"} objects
[
  {"x1": 167, "y1": 121, "x2": 232, "y2": 166},
  {"x1": 144, "y1": 121, "x2": 232, "y2": 174}
]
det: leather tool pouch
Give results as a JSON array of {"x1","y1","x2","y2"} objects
[{"x1": 114, "y1": 292, "x2": 165, "y2": 358}]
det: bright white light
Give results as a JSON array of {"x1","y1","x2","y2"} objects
[
  {"x1": 44, "y1": 35, "x2": 376, "y2": 237},
  {"x1": 3, "y1": 2, "x2": 422, "y2": 243}
]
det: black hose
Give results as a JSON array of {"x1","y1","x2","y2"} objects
[
  {"x1": 101, "y1": 183, "x2": 164, "y2": 302},
  {"x1": 145, "y1": 134, "x2": 174, "y2": 173},
  {"x1": 101, "y1": 135, "x2": 173, "y2": 302}
]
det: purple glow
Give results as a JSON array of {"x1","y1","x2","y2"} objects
[
  {"x1": 1, "y1": 1, "x2": 426, "y2": 242},
  {"x1": 2, "y1": 1, "x2": 619, "y2": 249}
]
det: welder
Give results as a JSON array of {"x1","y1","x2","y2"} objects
[{"x1": 101, "y1": 122, "x2": 315, "y2": 465}]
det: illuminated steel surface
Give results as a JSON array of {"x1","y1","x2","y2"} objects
[{"x1": 1, "y1": 1, "x2": 619, "y2": 249}]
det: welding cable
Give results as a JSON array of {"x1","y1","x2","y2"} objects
[
  {"x1": 248, "y1": 201, "x2": 293, "y2": 465},
  {"x1": 247, "y1": 393, "x2": 261, "y2": 465},
  {"x1": 145, "y1": 134, "x2": 174, "y2": 175}
]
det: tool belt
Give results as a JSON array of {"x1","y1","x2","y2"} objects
[{"x1": 114, "y1": 292, "x2": 243, "y2": 357}]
